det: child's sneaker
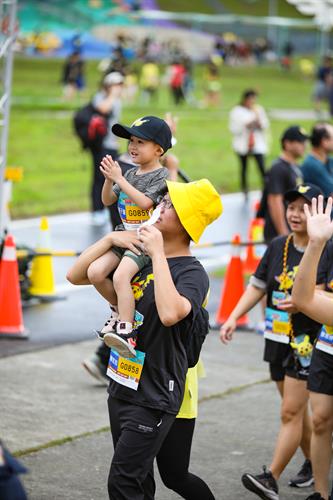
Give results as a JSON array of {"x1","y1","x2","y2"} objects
[
  {"x1": 103, "y1": 321, "x2": 137, "y2": 358},
  {"x1": 94, "y1": 306, "x2": 119, "y2": 340}
]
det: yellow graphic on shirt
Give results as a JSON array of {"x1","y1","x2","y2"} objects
[
  {"x1": 131, "y1": 273, "x2": 154, "y2": 301},
  {"x1": 327, "y1": 279, "x2": 333, "y2": 291},
  {"x1": 275, "y1": 265, "x2": 299, "y2": 291}
]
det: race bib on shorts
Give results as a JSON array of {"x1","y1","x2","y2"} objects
[
  {"x1": 117, "y1": 191, "x2": 151, "y2": 231},
  {"x1": 107, "y1": 349, "x2": 145, "y2": 391},
  {"x1": 264, "y1": 306, "x2": 290, "y2": 344},
  {"x1": 316, "y1": 324, "x2": 333, "y2": 355}
]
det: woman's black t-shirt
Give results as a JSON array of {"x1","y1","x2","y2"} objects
[
  {"x1": 254, "y1": 235, "x2": 323, "y2": 364},
  {"x1": 108, "y1": 256, "x2": 209, "y2": 415}
]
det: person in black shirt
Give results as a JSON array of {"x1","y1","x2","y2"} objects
[
  {"x1": 292, "y1": 195, "x2": 333, "y2": 500},
  {"x1": 259, "y1": 125, "x2": 308, "y2": 242},
  {"x1": 67, "y1": 178, "x2": 222, "y2": 499},
  {"x1": 220, "y1": 184, "x2": 326, "y2": 500}
]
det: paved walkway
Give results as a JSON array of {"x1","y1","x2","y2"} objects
[{"x1": 1, "y1": 329, "x2": 322, "y2": 499}]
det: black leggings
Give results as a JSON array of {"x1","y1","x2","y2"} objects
[
  {"x1": 237, "y1": 153, "x2": 265, "y2": 193},
  {"x1": 156, "y1": 418, "x2": 215, "y2": 500}
]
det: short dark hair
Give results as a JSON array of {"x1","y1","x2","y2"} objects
[
  {"x1": 241, "y1": 89, "x2": 257, "y2": 104},
  {"x1": 310, "y1": 124, "x2": 330, "y2": 147}
]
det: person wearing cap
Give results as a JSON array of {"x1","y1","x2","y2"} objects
[
  {"x1": 68, "y1": 115, "x2": 171, "y2": 359},
  {"x1": 229, "y1": 89, "x2": 270, "y2": 200},
  {"x1": 292, "y1": 195, "x2": 333, "y2": 500},
  {"x1": 79, "y1": 113, "x2": 184, "y2": 384},
  {"x1": 220, "y1": 184, "x2": 328, "y2": 499},
  {"x1": 67, "y1": 177, "x2": 222, "y2": 499},
  {"x1": 301, "y1": 123, "x2": 333, "y2": 198},
  {"x1": 258, "y1": 125, "x2": 308, "y2": 243},
  {"x1": 90, "y1": 72, "x2": 125, "y2": 226}
]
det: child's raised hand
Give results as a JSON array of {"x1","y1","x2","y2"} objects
[
  {"x1": 100, "y1": 155, "x2": 122, "y2": 183},
  {"x1": 305, "y1": 195, "x2": 333, "y2": 244}
]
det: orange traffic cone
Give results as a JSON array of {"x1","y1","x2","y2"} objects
[
  {"x1": 244, "y1": 217, "x2": 265, "y2": 274},
  {"x1": 0, "y1": 234, "x2": 27, "y2": 338},
  {"x1": 244, "y1": 200, "x2": 265, "y2": 274},
  {"x1": 215, "y1": 234, "x2": 248, "y2": 327}
]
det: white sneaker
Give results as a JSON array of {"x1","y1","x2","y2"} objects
[
  {"x1": 104, "y1": 322, "x2": 137, "y2": 358},
  {"x1": 94, "y1": 308, "x2": 119, "y2": 339},
  {"x1": 100, "y1": 316, "x2": 118, "y2": 335}
]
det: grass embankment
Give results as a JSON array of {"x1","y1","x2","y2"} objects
[
  {"x1": 9, "y1": 56, "x2": 315, "y2": 217},
  {"x1": 157, "y1": 0, "x2": 303, "y2": 17}
]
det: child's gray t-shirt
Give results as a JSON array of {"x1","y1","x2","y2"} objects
[{"x1": 113, "y1": 166, "x2": 168, "y2": 231}]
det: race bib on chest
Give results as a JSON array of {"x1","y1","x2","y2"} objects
[
  {"x1": 264, "y1": 306, "x2": 290, "y2": 344},
  {"x1": 316, "y1": 324, "x2": 333, "y2": 355},
  {"x1": 117, "y1": 191, "x2": 151, "y2": 231},
  {"x1": 107, "y1": 349, "x2": 145, "y2": 390}
]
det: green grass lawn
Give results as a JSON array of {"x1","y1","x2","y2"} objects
[
  {"x1": 8, "y1": 56, "x2": 318, "y2": 218},
  {"x1": 157, "y1": 0, "x2": 303, "y2": 17}
]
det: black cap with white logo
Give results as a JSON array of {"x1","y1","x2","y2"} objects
[
  {"x1": 281, "y1": 125, "x2": 309, "y2": 143},
  {"x1": 112, "y1": 116, "x2": 172, "y2": 153}
]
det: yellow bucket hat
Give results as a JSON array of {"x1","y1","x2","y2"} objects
[{"x1": 166, "y1": 179, "x2": 223, "y2": 243}]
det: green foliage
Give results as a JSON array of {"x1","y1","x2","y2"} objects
[{"x1": 8, "y1": 56, "x2": 315, "y2": 217}]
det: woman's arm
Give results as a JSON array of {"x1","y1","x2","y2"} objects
[
  {"x1": 139, "y1": 225, "x2": 192, "y2": 326},
  {"x1": 66, "y1": 231, "x2": 141, "y2": 285},
  {"x1": 292, "y1": 196, "x2": 333, "y2": 325},
  {"x1": 220, "y1": 285, "x2": 265, "y2": 344}
]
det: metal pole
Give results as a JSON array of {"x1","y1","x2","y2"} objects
[{"x1": 0, "y1": 0, "x2": 17, "y2": 237}]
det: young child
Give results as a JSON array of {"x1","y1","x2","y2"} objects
[{"x1": 87, "y1": 115, "x2": 171, "y2": 358}]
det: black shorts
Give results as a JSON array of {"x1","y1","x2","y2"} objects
[
  {"x1": 285, "y1": 365, "x2": 309, "y2": 382},
  {"x1": 308, "y1": 347, "x2": 333, "y2": 396},
  {"x1": 269, "y1": 362, "x2": 286, "y2": 382}
]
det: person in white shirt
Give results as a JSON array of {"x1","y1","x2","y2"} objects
[{"x1": 229, "y1": 89, "x2": 270, "y2": 199}]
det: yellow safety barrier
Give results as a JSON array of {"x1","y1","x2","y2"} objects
[
  {"x1": 5, "y1": 166, "x2": 23, "y2": 182},
  {"x1": 29, "y1": 217, "x2": 56, "y2": 297}
]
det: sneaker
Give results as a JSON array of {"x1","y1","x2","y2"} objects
[
  {"x1": 103, "y1": 322, "x2": 137, "y2": 358},
  {"x1": 82, "y1": 355, "x2": 109, "y2": 386},
  {"x1": 242, "y1": 466, "x2": 279, "y2": 500},
  {"x1": 94, "y1": 307, "x2": 119, "y2": 339},
  {"x1": 289, "y1": 459, "x2": 314, "y2": 488},
  {"x1": 305, "y1": 494, "x2": 325, "y2": 500}
]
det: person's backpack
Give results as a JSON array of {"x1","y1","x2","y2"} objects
[
  {"x1": 73, "y1": 103, "x2": 108, "y2": 150},
  {"x1": 185, "y1": 305, "x2": 210, "y2": 368}
]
